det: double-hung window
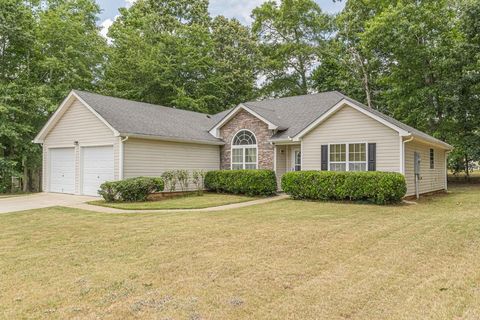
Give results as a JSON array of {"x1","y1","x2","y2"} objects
[
  {"x1": 329, "y1": 143, "x2": 367, "y2": 171},
  {"x1": 231, "y1": 130, "x2": 257, "y2": 170}
]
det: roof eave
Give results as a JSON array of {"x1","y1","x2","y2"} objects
[
  {"x1": 409, "y1": 134, "x2": 453, "y2": 150},
  {"x1": 120, "y1": 133, "x2": 225, "y2": 146}
]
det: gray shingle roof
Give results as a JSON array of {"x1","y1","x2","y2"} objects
[
  {"x1": 242, "y1": 91, "x2": 344, "y2": 139},
  {"x1": 240, "y1": 91, "x2": 450, "y2": 148},
  {"x1": 74, "y1": 90, "x2": 450, "y2": 149},
  {"x1": 73, "y1": 90, "x2": 223, "y2": 144}
]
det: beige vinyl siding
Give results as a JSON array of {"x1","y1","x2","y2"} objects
[
  {"x1": 301, "y1": 105, "x2": 401, "y2": 172},
  {"x1": 42, "y1": 98, "x2": 118, "y2": 193},
  {"x1": 123, "y1": 138, "x2": 220, "y2": 190},
  {"x1": 404, "y1": 140, "x2": 447, "y2": 196}
]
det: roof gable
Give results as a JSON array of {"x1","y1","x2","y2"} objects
[
  {"x1": 209, "y1": 104, "x2": 283, "y2": 138},
  {"x1": 34, "y1": 91, "x2": 118, "y2": 143},
  {"x1": 35, "y1": 90, "x2": 224, "y2": 145}
]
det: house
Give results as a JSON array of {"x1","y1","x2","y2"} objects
[{"x1": 34, "y1": 90, "x2": 452, "y2": 197}]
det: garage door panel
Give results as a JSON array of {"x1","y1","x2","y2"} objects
[
  {"x1": 82, "y1": 146, "x2": 114, "y2": 196},
  {"x1": 49, "y1": 148, "x2": 75, "y2": 194}
]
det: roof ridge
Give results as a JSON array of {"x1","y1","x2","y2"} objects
[{"x1": 243, "y1": 91, "x2": 341, "y2": 105}]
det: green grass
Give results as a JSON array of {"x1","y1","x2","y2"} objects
[
  {"x1": 1, "y1": 185, "x2": 480, "y2": 319},
  {"x1": 88, "y1": 193, "x2": 258, "y2": 210}
]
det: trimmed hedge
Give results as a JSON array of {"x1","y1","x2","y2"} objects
[
  {"x1": 281, "y1": 171, "x2": 406, "y2": 204},
  {"x1": 204, "y1": 170, "x2": 277, "y2": 196},
  {"x1": 99, "y1": 177, "x2": 164, "y2": 202}
]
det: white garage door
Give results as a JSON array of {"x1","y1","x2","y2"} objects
[
  {"x1": 49, "y1": 148, "x2": 75, "y2": 194},
  {"x1": 82, "y1": 146, "x2": 114, "y2": 196}
]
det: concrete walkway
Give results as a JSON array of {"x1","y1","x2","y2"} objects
[
  {"x1": 0, "y1": 193, "x2": 99, "y2": 214},
  {"x1": 67, "y1": 194, "x2": 289, "y2": 214}
]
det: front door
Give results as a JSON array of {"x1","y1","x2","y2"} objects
[{"x1": 292, "y1": 148, "x2": 301, "y2": 171}]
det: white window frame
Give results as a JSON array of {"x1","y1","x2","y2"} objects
[
  {"x1": 231, "y1": 129, "x2": 258, "y2": 170},
  {"x1": 292, "y1": 148, "x2": 301, "y2": 171},
  {"x1": 328, "y1": 142, "x2": 369, "y2": 172}
]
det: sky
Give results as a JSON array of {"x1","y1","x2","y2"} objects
[{"x1": 97, "y1": 0, "x2": 345, "y2": 38}]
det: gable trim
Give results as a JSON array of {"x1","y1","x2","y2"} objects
[
  {"x1": 209, "y1": 104, "x2": 279, "y2": 138},
  {"x1": 34, "y1": 91, "x2": 119, "y2": 143},
  {"x1": 293, "y1": 99, "x2": 409, "y2": 141}
]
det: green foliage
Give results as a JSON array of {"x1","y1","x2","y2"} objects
[
  {"x1": 102, "y1": 0, "x2": 258, "y2": 114},
  {"x1": 0, "y1": 0, "x2": 107, "y2": 192},
  {"x1": 204, "y1": 170, "x2": 277, "y2": 196},
  {"x1": 99, "y1": 177, "x2": 164, "y2": 202},
  {"x1": 161, "y1": 170, "x2": 178, "y2": 192},
  {"x1": 252, "y1": 0, "x2": 331, "y2": 97},
  {"x1": 175, "y1": 169, "x2": 189, "y2": 192},
  {"x1": 192, "y1": 170, "x2": 206, "y2": 195},
  {"x1": 281, "y1": 171, "x2": 407, "y2": 205},
  {"x1": 0, "y1": 158, "x2": 19, "y2": 193}
]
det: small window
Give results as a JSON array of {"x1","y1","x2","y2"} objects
[
  {"x1": 294, "y1": 150, "x2": 301, "y2": 171},
  {"x1": 429, "y1": 148, "x2": 435, "y2": 169},
  {"x1": 329, "y1": 143, "x2": 367, "y2": 171}
]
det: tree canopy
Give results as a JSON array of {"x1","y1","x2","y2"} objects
[{"x1": 0, "y1": 0, "x2": 479, "y2": 192}]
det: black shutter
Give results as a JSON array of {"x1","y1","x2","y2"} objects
[
  {"x1": 368, "y1": 143, "x2": 376, "y2": 171},
  {"x1": 321, "y1": 145, "x2": 328, "y2": 170}
]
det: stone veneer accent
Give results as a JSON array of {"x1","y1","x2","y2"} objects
[{"x1": 219, "y1": 109, "x2": 274, "y2": 170}]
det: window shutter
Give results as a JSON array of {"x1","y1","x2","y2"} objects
[
  {"x1": 321, "y1": 145, "x2": 328, "y2": 170},
  {"x1": 368, "y1": 143, "x2": 376, "y2": 171}
]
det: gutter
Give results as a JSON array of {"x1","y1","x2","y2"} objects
[{"x1": 120, "y1": 133, "x2": 225, "y2": 146}]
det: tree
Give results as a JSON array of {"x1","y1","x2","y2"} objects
[
  {"x1": 0, "y1": 0, "x2": 107, "y2": 192},
  {"x1": 446, "y1": 0, "x2": 480, "y2": 177},
  {"x1": 252, "y1": 0, "x2": 331, "y2": 97},
  {"x1": 102, "y1": 0, "x2": 257, "y2": 113}
]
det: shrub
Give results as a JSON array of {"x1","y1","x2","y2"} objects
[
  {"x1": 175, "y1": 169, "x2": 189, "y2": 192},
  {"x1": 192, "y1": 170, "x2": 206, "y2": 195},
  {"x1": 204, "y1": 169, "x2": 277, "y2": 196},
  {"x1": 281, "y1": 171, "x2": 406, "y2": 204},
  {"x1": 161, "y1": 170, "x2": 177, "y2": 192},
  {"x1": 99, "y1": 177, "x2": 164, "y2": 202}
]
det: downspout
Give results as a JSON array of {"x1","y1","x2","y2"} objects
[{"x1": 119, "y1": 136, "x2": 129, "y2": 180}]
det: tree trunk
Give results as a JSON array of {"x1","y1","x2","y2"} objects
[
  {"x1": 464, "y1": 153, "x2": 470, "y2": 181},
  {"x1": 22, "y1": 156, "x2": 28, "y2": 192}
]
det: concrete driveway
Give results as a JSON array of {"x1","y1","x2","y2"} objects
[{"x1": 0, "y1": 193, "x2": 99, "y2": 214}]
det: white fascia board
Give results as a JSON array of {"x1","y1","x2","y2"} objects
[
  {"x1": 122, "y1": 133, "x2": 225, "y2": 146},
  {"x1": 409, "y1": 135, "x2": 453, "y2": 150},
  {"x1": 293, "y1": 99, "x2": 410, "y2": 141},
  {"x1": 33, "y1": 90, "x2": 119, "y2": 143},
  {"x1": 209, "y1": 104, "x2": 278, "y2": 138}
]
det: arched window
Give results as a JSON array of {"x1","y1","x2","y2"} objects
[{"x1": 231, "y1": 130, "x2": 257, "y2": 170}]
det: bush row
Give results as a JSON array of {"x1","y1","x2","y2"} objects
[
  {"x1": 204, "y1": 169, "x2": 277, "y2": 196},
  {"x1": 281, "y1": 171, "x2": 406, "y2": 204},
  {"x1": 99, "y1": 177, "x2": 164, "y2": 202}
]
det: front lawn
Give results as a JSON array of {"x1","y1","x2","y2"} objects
[
  {"x1": 1, "y1": 185, "x2": 479, "y2": 319},
  {"x1": 88, "y1": 193, "x2": 258, "y2": 210}
]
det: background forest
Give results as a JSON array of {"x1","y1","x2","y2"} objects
[{"x1": 1, "y1": 0, "x2": 479, "y2": 192}]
